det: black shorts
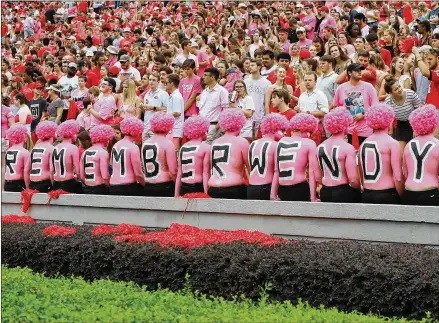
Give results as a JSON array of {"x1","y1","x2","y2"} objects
[
  {"x1": 180, "y1": 182, "x2": 204, "y2": 196},
  {"x1": 53, "y1": 179, "x2": 83, "y2": 194},
  {"x1": 394, "y1": 120, "x2": 413, "y2": 142},
  {"x1": 4, "y1": 179, "x2": 26, "y2": 192},
  {"x1": 362, "y1": 188, "x2": 400, "y2": 205},
  {"x1": 247, "y1": 183, "x2": 271, "y2": 200},
  {"x1": 347, "y1": 134, "x2": 367, "y2": 146},
  {"x1": 402, "y1": 188, "x2": 439, "y2": 206},
  {"x1": 208, "y1": 185, "x2": 247, "y2": 200},
  {"x1": 320, "y1": 184, "x2": 361, "y2": 203},
  {"x1": 110, "y1": 183, "x2": 143, "y2": 196},
  {"x1": 29, "y1": 179, "x2": 53, "y2": 193},
  {"x1": 278, "y1": 181, "x2": 311, "y2": 202},
  {"x1": 144, "y1": 181, "x2": 175, "y2": 197},
  {"x1": 84, "y1": 184, "x2": 109, "y2": 195}
]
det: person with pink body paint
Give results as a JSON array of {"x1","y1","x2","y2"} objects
[
  {"x1": 4, "y1": 125, "x2": 30, "y2": 192},
  {"x1": 110, "y1": 117, "x2": 145, "y2": 196},
  {"x1": 142, "y1": 112, "x2": 178, "y2": 197},
  {"x1": 314, "y1": 107, "x2": 362, "y2": 202},
  {"x1": 208, "y1": 109, "x2": 250, "y2": 199},
  {"x1": 402, "y1": 105, "x2": 439, "y2": 206},
  {"x1": 80, "y1": 125, "x2": 114, "y2": 195},
  {"x1": 24, "y1": 121, "x2": 57, "y2": 192},
  {"x1": 247, "y1": 114, "x2": 288, "y2": 200},
  {"x1": 50, "y1": 120, "x2": 82, "y2": 193},
  {"x1": 271, "y1": 113, "x2": 319, "y2": 202},
  {"x1": 175, "y1": 115, "x2": 211, "y2": 197},
  {"x1": 359, "y1": 103, "x2": 403, "y2": 204}
]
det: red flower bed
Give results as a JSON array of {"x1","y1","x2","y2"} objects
[
  {"x1": 2, "y1": 214, "x2": 36, "y2": 224},
  {"x1": 43, "y1": 225, "x2": 77, "y2": 237},
  {"x1": 114, "y1": 223, "x2": 286, "y2": 248},
  {"x1": 91, "y1": 223, "x2": 144, "y2": 236}
]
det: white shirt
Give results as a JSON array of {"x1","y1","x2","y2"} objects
[
  {"x1": 118, "y1": 66, "x2": 141, "y2": 82},
  {"x1": 167, "y1": 89, "x2": 185, "y2": 134},
  {"x1": 298, "y1": 88, "x2": 329, "y2": 114},
  {"x1": 57, "y1": 75, "x2": 79, "y2": 98},
  {"x1": 244, "y1": 76, "x2": 271, "y2": 122},
  {"x1": 198, "y1": 84, "x2": 229, "y2": 122},
  {"x1": 317, "y1": 72, "x2": 339, "y2": 104},
  {"x1": 236, "y1": 95, "x2": 255, "y2": 139},
  {"x1": 143, "y1": 88, "x2": 169, "y2": 131},
  {"x1": 261, "y1": 64, "x2": 277, "y2": 78},
  {"x1": 173, "y1": 53, "x2": 199, "y2": 69}
]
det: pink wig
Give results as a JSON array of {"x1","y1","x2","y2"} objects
[
  {"x1": 260, "y1": 114, "x2": 288, "y2": 135},
  {"x1": 183, "y1": 116, "x2": 210, "y2": 140},
  {"x1": 150, "y1": 112, "x2": 174, "y2": 134},
  {"x1": 409, "y1": 104, "x2": 439, "y2": 136},
  {"x1": 57, "y1": 120, "x2": 80, "y2": 139},
  {"x1": 6, "y1": 125, "x2": 28, "y2": 145},
  {"x1": 324, "y1": 107, "x2": 353, "y2": 134},
  {"x1": 218, "y1": 108, "x2": 246, "y2": 132},
  {"x1": 90, "y1": 125, "x2": 114, "y2": 144},
  {"x1": 290, "y1": 113, "x2": 319, "y2": 134},
  {"x1": 35, "y1": 121, "x2": 57, "y2": 141},
  {"x1": 120, "y1": 117, "x2": 144, "y2": 137},
  {"x1": 365, "y1": 103, "x2": 395, "y2": 130}
]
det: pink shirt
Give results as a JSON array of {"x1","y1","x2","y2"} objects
[
  {"x1": 301, "y1": 15, "x2": 316, "y2": 40},
  {"x1": 77, "y1": 111, "x2": 92, "y2": 130},
  {"x1": 110, "y1": 137, "x2": 145, "y2": 186},
  {"x1": 5, "y1": 145, "x2": 30, "y2": 181},
  {"x1": 403, "y1": 135, "x2": 439, "y2": 191},
  {"x1": 91, "y1": 95, "x2": 116, "y2": 127},
  {"x1": 178, "y1": 75, "x2": 202, "y2": 117},
  {"x1": 25, "y1": 141, "x2": 54, "y2": 183},
  {"x1": 272, "y1": 134, "x2": 317, "y2": 200},
  {"x1": 359, "y1": 131, "x2": 403, "y2": 194},
  {"x1": 142, "y1": 134, "x2": 177, "y2": 184},
  {"x1": 80, "y1": 143, "x2": 110, "y2": 187},
  {"x1": 50, "y1": 141, "x2": 80, "y2": 182},
  {"x1": 318, "y1": 16, "x2": 337, "y2": 40},
  {"x1": 197, "y1": 49, "x2": 209, "y2": 77},
  {"x1": 175, "y1": 139, "x2": 211, "y2": 196},
  {"x1": 314, "y1": 133, "x2": 360, "y2": 188},
  {"x1": 209, "y1": 133, "x2": 250, "y2": 188},
  {"x1": 248, "y1": 136, "x2": 278, "y2": 186},
  {"x1": 2, "y1": 106, "x2": 13, "y2": 138},
  {"x1": 333, "y1": 81, "x2": 379, "y2": 137}
]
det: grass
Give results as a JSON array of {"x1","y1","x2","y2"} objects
[{"x1": 2, "y1": 266, "x2": 428, "y2": 323}]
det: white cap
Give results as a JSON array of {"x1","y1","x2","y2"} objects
[
  {"x1": 86, "y1": 51, "x2": 94, "y2": 57},
  {"x1": 68, "y1": 62, "x2": 77, "y2": 69},
  {"x1": 67, "y1": 36, "x2": 76, "y2": 41},
  {"x1": 296, "y1": 27, "x2": 306, "y2": 33},
  {"x1": 238, "y1": 3, "x2": 247, "y2": 8},
  {"x1": 123, "y1": 27, "x2": 131, "y2": 32}
]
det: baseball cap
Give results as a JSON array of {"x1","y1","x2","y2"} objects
[
  {"x1": 106, "y1": 45, "x2": 118, "y2": 55},
  {"x1": 119, "y1": 54, "x2": 130, "y2": 62},
  {"x1": 296, "y1": 27, "x2": 306, "y2": 33},
  {"x1": 108, "y1": 66, "x2": 121, "y2": 76},
  {"x1": 432, "y1": 33, "x2": 439, "y2": 40},
  {"x1": 320, "y1": 6, "x2": 329, "y2": 13},
  {"x1": 77, "y1": 60, "x2": 86, "y2": 68},
  {"x1": 86, "y1": 51, "x2": 94, "y2": 57},
  {"x1": 347, "y1": 63, "x2": 365, "y2": 73},
  {"x1": 46, "y1": 85, "x2": 61, "y2": 92},
  {"x1": 34, "y1": 82, "x2": 44, "y2": 89},
  {"x1": 123, "y1": 27, "x2": 132, "y2": 32},
  {"x1": 67, "y1": 36, "x2": 76, "y2": 41},
  {"x1": 191, "y1": 41, "x2": 199, "y2": 48},
  {"x1": 419, "y1": 45, "x2": 433, "y2": 52},
  {"x1": 238, "y1": 3, "x2": 247, "y2": 8},
  {"x1": 299, "y1": 49, "x2": 311, "y2": 60},
  {"x1": 206, "y1": 24, "x2": 213, "y2": 28},
  {"x1": 190, "y1": 25, "x2": 199, "y2": 31},
  {"x1": 68, "y1": 62, "x2": 77, "y2": 69}
]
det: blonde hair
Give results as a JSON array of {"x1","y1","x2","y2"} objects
[
  {"x1": 378, "y1": 22, "x2": 389, "y2": 39},
  {"x1": 122, "y1": 79, "x2": 137, "y2": 106}
]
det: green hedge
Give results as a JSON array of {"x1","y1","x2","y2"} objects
[
  {"x1": 2, "y1": 266, "x2": 423, "y2": 323},
  {"x1": 2, "y1": 223, "x2": 438, "y2": 320}
]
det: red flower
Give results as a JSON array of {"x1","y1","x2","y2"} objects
[
  {"x1": 114, "y1": 223, "x2": 286, "y2": 248},
  {"x1": 91, "y1": 224, "x2": 118, "y2": 236},
  {"x1": 1, "y1": 214, "x2": 36, "y2": 224},
  {"x1": 47, "y1": 189, "x2": 70, "y2": 204},
  {"x1": 43, "y1": 225, "x2": 77, "y2": 236}
]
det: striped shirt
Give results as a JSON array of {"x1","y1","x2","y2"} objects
[{"x1": 384, "y1": 89, "x2": 422, "y2": 121}]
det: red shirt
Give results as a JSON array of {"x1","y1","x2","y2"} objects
[
  {"x1": 78, "y1": 1, "x2": 88, "y2": 13},
  {"x1": 379, "y1": 48, "x2": 392, "y2": 67},
  {"x1": 79, "y1": 70, "x2": 100, "y2": 88},
  {"x1": 267, "y1": 67, "x2": 296, "y2": 91},
  {"x1": 1, "y1": 24, "x2": 8, "y2": 37},
  {"x1": 427, "y1": 70, "x2": 439, "y2": 110},
  {"x1": 91, "y1": 67, "x2": 102, "y2": 82},
  {"x1": 280, "y1": 109, "x2": 296, "y2": 136},
  {"x1": 22, "y1": 84, "x2": 35, "y2": 101},
  {"x1": 11, "y1": 64, "x2": 25, "y2": 75},
  {"x1": 361, "y1": 67, "x2": 377, "y2": 88}
]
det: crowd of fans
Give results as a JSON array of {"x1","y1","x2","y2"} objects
[{"x1": 1, "y1": 1, "x2": 439, "y2": 205}]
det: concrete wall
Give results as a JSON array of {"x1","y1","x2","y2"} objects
[{"x1": 2, "y1": 192, "x2": 439, "y2": 246}]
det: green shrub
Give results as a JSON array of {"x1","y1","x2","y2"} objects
[{"x1": 2, "y1": 266, "x2": 425, "y2": 323}]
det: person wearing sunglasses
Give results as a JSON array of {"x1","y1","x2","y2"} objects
[
  {"x1": 89, "y1": 78, "x2": 117, "y2": 127},
  {"x1": 229, "y1": 80, "x2": 255, "y2": 141}
]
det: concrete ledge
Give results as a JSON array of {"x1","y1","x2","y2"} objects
[{"x1": 2, "y1": 192, "x2": 439, "y2": 246}]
